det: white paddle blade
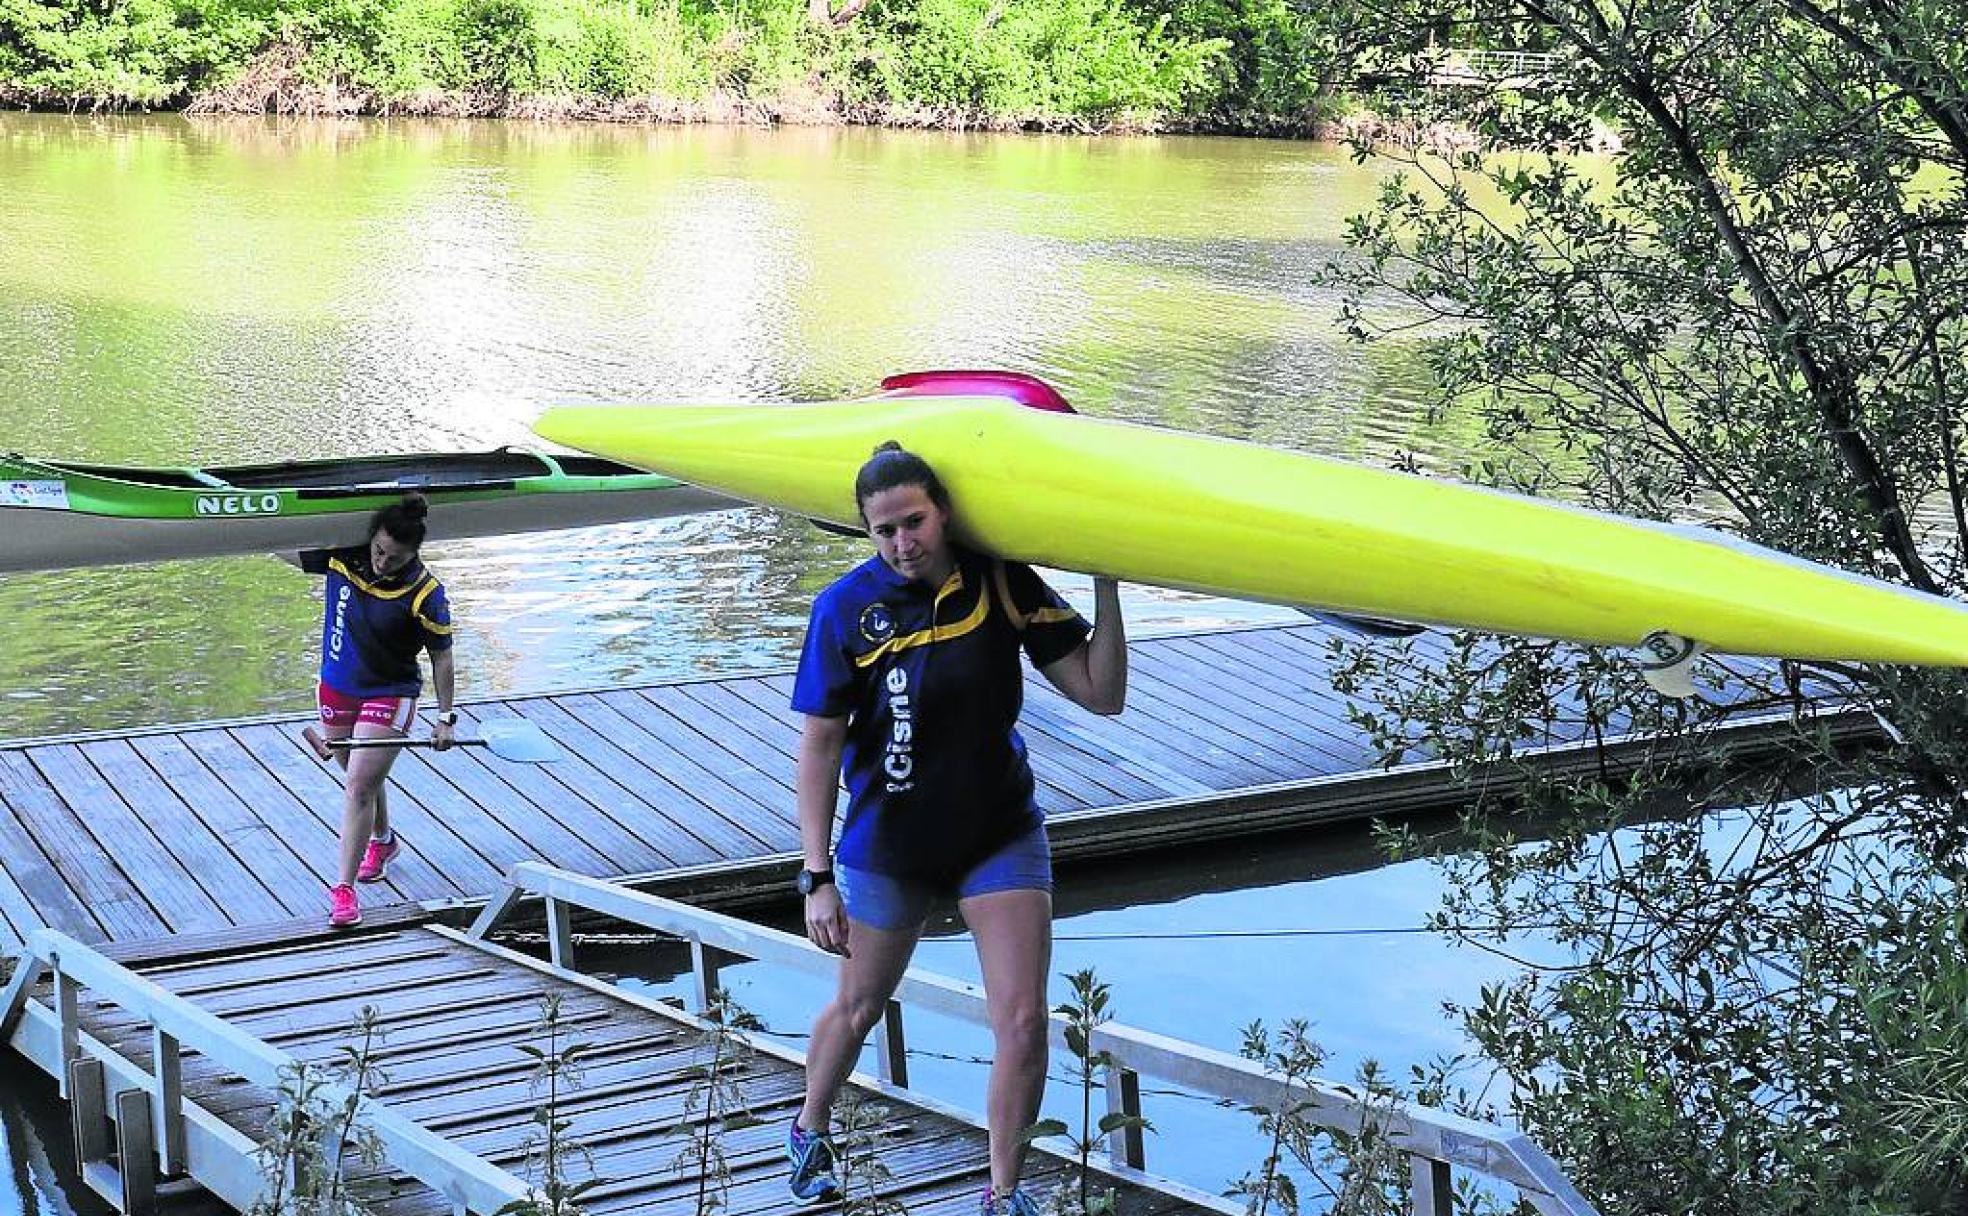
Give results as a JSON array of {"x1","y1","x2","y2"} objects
[{"x1": 478, "y1": 717, "x2": 563, "y2": 763}]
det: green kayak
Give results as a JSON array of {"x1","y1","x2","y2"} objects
[{"x1": 0, "y1": 449, "x2": 740, "y2": 572}]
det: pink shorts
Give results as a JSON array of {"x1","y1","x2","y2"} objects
[{"x1": 317, "y1": 682, "x2": 416, "y2": 733}]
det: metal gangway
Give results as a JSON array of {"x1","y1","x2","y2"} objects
[{"x1": 0, "y1": 864, "x2": 1600, "y2": 1216}]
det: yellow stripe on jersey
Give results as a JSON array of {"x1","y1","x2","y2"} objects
[
  {"x1": 329, "y1": 557, "x2": 423, "y2": 600},
  {"x1": 410, "y1": 578, "x2": 452, "y2": 634},
  {"x1": 991, "y1": 563, "x2": 1029, "y2": 631},
  {"x1": 853, "y1": 569, "x2": 992, "y2": 668}
]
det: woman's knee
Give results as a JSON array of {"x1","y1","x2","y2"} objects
[
  {"x1": 836, "y1": 991, "x2": 895, "y2": 1038},
  {"x1": 990, "y1": 1000, "x2": 1049, "y2": 1054},
  {"x1": 342, "y1": 759, "x2": 392, "y2": 802}
]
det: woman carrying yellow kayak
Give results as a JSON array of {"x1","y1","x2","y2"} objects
[{"x1": 783, "y1": 442, "x2": 1127, "y2": 1214}]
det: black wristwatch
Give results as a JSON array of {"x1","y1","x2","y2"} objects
[{"x1": 796, "y1": 868, "x2": 835, "y2": 896}]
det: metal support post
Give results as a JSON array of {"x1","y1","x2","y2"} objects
[
  {"x1": 1410, "y1": 1156, "x2": 1452, "y2": 1216},
  {"x1": 545, "y1": 898, "x2": 574, "y2": 970},
  {"x1": 875, "y1": 1001, "x2": 909, "y2": 1087},
  {"x1": 1103, "y1": 1064, "x2": 1145, "y2": 1169}
]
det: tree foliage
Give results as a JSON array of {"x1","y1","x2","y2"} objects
[
  {"x1": 0, "y1": 0, "x2": 1322, "y2": 125},
  {"x1": 1325, "y1": 0, "x2": 1968, "y2": 1212}
]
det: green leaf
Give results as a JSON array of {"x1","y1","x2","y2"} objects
[{"x1": 1021, "y1": 1119, "x2": 1069, "y2": 1143}]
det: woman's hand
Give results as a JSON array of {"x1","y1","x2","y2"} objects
[
  {"x1": 431, "y1": 718, "x2": 456, "y2": 751},
  {"x1": 805, "y1": 884, "x2": 850, "y2": 957}
]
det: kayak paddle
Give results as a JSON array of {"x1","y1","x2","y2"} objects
[{"x1": 302, "y1": 718, "x2": 563, "y2": 763}]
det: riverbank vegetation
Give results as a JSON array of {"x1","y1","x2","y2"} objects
[
  {"x1": 0, "y1": 0, "x2": 1381, "y2": 132},
  {"x1": 1325, "y1": 0, "x2": 1968, "y2": 1212}
]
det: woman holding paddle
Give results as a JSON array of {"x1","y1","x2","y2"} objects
[
  {"x1": 295, "y1": 492, "x2": 457, "y2": 928},
  {"x1": 784, "y1": 443, "x2": 1127, "y2": 1216}
]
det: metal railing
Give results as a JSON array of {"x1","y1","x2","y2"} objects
[
  {"x1": 470, "y1": 862, "x2": 1602, "y2": 1216},
  {"x1": 1436, "y1": 49, "x2": 1560, "y2": 84},
  {"x1": 2, "y1": 930, "x2": 533, "y2": 1216}
]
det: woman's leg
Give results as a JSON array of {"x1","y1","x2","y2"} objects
[
  {"x1": 958, "y1": 887, "x2": 1054, "y2": 1197},
  {"x1": 798, "y1": 915, "x2": 925, "y2": 1131},
  {"x1": 336, "y1": 719, "x2": 405, "y2": 887}
]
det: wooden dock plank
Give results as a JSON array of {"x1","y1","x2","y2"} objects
[
  {"x1": 1008, "y1": 704, "x2": 1204, "y2": 801},
  {"x1": 176, "y1": 729, "x2": 440, "y2": 905},
  {"x1": 593, "y1": 688, "x2": 796, "y2": 805},
  {"x1": 132, "y1": 732, "x2": 331, "y2": 916},
  {"x1": 1208, "y1": 629, "x2": 1421, "y2": 748},
  {"x1": 1031, "y1": 678, "x2": 1276, "y2": 787},
  {"x1": 465, "y1": 699, "x2": 733, "y2": 869},
  {"x1": 449, "y1": 705, "x2": 685, "y2": 875},
  {"x1": 1145, "y1": 638, "x2": 1367, "y2": 764},
  {"x1": 0, "y1": 750, "x2": 164, "y2": 941},
  {"x1": 28, "y1": 743, "x2": 233, "y2": 933},
  {"x1": 506, "y1": 697, "x2": 777, "y2": 858},
  {"x1": 379, "y1": 746, "x2": 611, "y2": 876},
  {"x1": 1112, "y1": 668, "x2": 1308, "y2": 781},
  {"x1": 0, "y1": 783, "x2": 99, "y2": 944},
  {"x1": 390, "y1": 744, "x2": 618, "y2": 875},
  {"x1": 1175, "y1": 631, "x2": 1383, "y2": 759},
  {"x1": 78, "y1": 738, "x2": 303, "y2": 924},
  {"x1": 474, "y1": 696, "x2": 739, "y2": 865},
  {"x1": 653, "y1": 680, "x2": 801, "y2": 765},
  {"x1": 565, "y1": 691, "x2": 792, "y2": 841}
]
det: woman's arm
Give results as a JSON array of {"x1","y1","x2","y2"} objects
[
  {"x1": 1038, "y1": 576, "x2": 1127, "y2": 715},
  {"x1": 429, "y1": 647, "x2": 457, "y2": 750},
  {"x1": 797, "y1": 713, "x2": 852, "y2": 955}
]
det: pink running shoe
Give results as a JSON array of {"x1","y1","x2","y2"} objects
[
  {"x1": 329, "y1": 883, "x2": 362, "y2": 928},
  {"x1": 356, "y1": 835, "x2": 402, "y2": 883}
]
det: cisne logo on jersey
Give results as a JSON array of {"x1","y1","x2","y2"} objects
[
  {"x1": 882, "y1": 666, "x2": 914, "y2": 792},
  {"x1": 328, "y1": 585, "x2": 352, "y2": 661},
  {"x1": 195, "y1": 493, "x2": 283, "y2": 516}
]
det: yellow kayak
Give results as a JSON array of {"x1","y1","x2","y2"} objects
[{"x1": 535, "y1": 374, "x2": 1968, "y2": 665}]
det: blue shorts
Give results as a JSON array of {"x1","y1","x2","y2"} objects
[{"x1": 838, "y1": 824, "x2": 1052, "y2": 932}]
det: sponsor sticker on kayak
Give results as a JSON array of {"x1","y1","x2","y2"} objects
[
  {"x1": 196, "y1": 493, "x2": 284, "y2": 516},
  {"x1": 5, "y1": 480, "x2": 69, "y2": 509}
]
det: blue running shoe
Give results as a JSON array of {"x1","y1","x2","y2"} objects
[
  {"x1": 981, "y1": 1187, "x2": 1043, "y2": 1216},
  {"x1": 787, "y1": 1122, "x2": 840, "y2": 1206}
]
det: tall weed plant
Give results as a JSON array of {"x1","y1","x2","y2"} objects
[{"x1": 250, "y1": 1006, "x2": 389, "y2": 1216}]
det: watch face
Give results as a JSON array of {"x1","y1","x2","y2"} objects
[{"x1": 797, "y1": 870, "x2": 814, "y2": 895}]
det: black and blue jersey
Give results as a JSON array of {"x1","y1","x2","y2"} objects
[
  {"x1": 791, "y1": 546, "x2": 1089, "y2": 882},
  {"x1": 301, "y1": 546, "x2": 453, "y2": 699}
]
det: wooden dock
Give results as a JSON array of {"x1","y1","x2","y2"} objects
[
  {"x1": 1, "y1": 618, "x2": 1843, "y2": 1216},
  {"x1": 0, "y1": 620, "x2": 1830, "y2": 950}
]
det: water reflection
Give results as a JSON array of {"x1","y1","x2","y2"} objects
[
  {"x1": 0, "y1": 114, "x2": 1451, "y2": 739},
  {"x1": 0, "y1": 1057, "x2": 116, "y2": 1216}
]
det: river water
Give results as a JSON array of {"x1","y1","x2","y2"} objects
[{"x1": 0, "y1": 113, "x2": 1537, "y2": 1212}]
